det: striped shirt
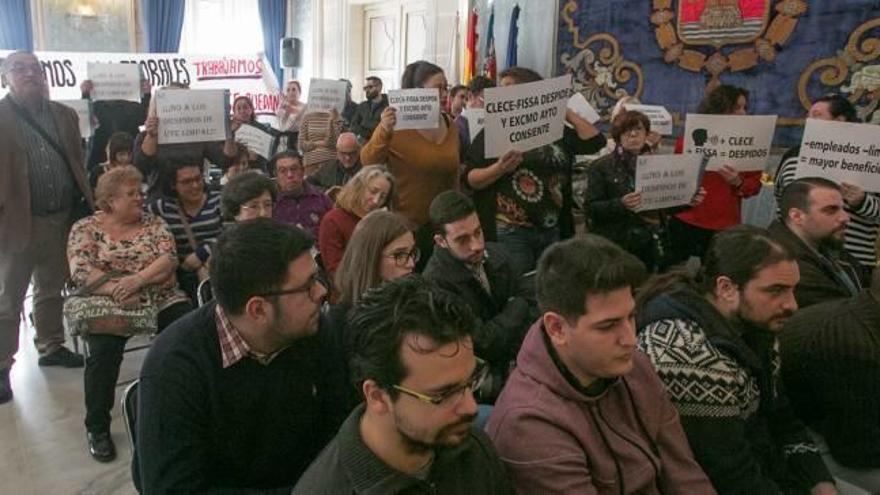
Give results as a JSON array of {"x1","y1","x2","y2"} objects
[
  {"x1": 775, "y1": 148, "x2": 880, "y2": 267},
  {"x1": 13, "y1": 97, "x2": 76, "y2": 214},
  {"x1": 148, "y1": 190, "x2": 223, "y2": 260},
  {"x1": 298, "y1": 111, "x2": 343, "y2": 168}
]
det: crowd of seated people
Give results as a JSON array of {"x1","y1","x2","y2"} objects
[{"x1": 4, "y1": 48, "x2": 880, "y2": 494}]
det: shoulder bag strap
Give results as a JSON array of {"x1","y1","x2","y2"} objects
[{"x1": 8, "y1": 98, "x2": 75, "y2": 173}]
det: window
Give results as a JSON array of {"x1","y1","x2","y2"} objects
[{"x1": 179, "y1": 0, "x2": 264, "y2": 54}]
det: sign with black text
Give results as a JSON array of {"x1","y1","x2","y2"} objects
[
  {"x1": 794, "y1": 119, "x2": 880, "y2": 192},
  {"x1": 483, "y1": 74, "x2": 571, "y2": 158},
  {"x1": 635, "y1": 154, "x2": 702, "y2": 211},
  {"x1": 462, "y1": 107, "x2": 486, "y2": 142},
  {"x1": 306, "y1": 78, "x2": 347, "y2": 113},
  {"x1": 86, "y1": 62, "x2": 142, "y2": 102},
  {"x1": 235, "y1": 123, "x2": 274, "y2": 159},
  {"x1": 388, "y1": 88, "x2": 441, "y2": 130},
  {"x1": 155, "y1": 89, "x2": 230, "y2": 144},
  {"x1": 682, "y1": 114, "x2": 776, "y2": 171}
]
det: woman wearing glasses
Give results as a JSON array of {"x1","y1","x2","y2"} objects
[
  {"x1": 318, "y1": 166, "x2": 396, "y2": 278},
  {"x1": 219, "y1": 171, "x2": 277, "y2": 223}
]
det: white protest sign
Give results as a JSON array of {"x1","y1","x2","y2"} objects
[
  {"x1": 155, "y1": 89, "x2": 230, "y2": 144},
  {"x1": 462, "y1": 107, "x2": 486, "y2": 142},
  {"x1": 484, "y1": 74, "x2": 572, "y2": 158},
  {"x1": 307, "y1": 78, "x2": 348, "y2": 113},
  {"x1": 56, "y1": 99, "x2": 93, "y2": 138},
  {"x1": 86, "y1": 62, "x2": 142, "y2": 102},
  {"x1": 794, "y1": 119, "x2": 880, "y2": 192},
  {"x1": 624, "y1": 103, "x2": 673, "y2": 135},
  {"x1": 567, "y1": 91, "x2": 601, "y2": 124},
  {"x1": 388, "y1": 88, "x2": 440, "y2": 130},
  {"x1": 635, "y1": 154, "x2": 702, "y2": 211},
  {"x1": 682, "y1": 114, "x2": 776, "y2": 171},
  {"x1": 235, "y1": 123, "x2": 274, "y2": 159}
]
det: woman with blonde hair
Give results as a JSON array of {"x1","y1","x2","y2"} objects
[
  {"x1": 66, "y1": 166, "x2": 191, "y2": 462},
  {"x1": 318, "y1": 166, "x2": 395, "y2": 276}
]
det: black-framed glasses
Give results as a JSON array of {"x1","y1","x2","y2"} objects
[
  {"x1": 392, "y1": 357, "x2": 488, "y2": 407},
  {"x1": 384, "y1": 247, "x2": 420, "y2": 267},
  {"x1": 255, "y1": 269, "x2": 329, "y2": 302}
]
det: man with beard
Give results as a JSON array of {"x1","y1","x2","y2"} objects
[
  {"x1": 769, "y1": 177, "x2": 866, "y2": 308},
  {"x1": 637, "y1": 226, "x2": 836, "y2": 494},
  {"x1": 350, "y1": 76, "x2": 388, "y2": 142},
  {"x1": 136, "y1": 219, "x2": 346, "y2": 493},
  {"x1": 293, "y1": 276, "x2": 513, "y2": 494},
  {"x1": 423, "y1": 191, "x2": 534, "y2": 400},
  {"x1": 486, "y1": 235, "x2": 714, "y2": 494}
]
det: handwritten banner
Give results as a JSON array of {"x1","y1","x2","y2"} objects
[
  {"x1": 235, "y1": 123, "x2": 274, "y2": 159},
  {"x1": 682, "y1": 114, "x2": 777, "y2": 171},
  {"x1": 388, "y1": 88, "x2": 441, "y2": 130},
  {"x1": 56, "y1": 99, "x2": 93, "y2": 138},
  {"x1": 794, "y1": 119, "x2": 880, "y2": 192},
  {"x1": 483, "y1": 74, "x2": 572, "y2": 158},
  {"x1": 156, "y1": 89, "x2": 230, "y2": 144},
  {"x1": 86, "y1": 62, "x2": 142, "y2": 102},
  {"x1": 624, "y1": 104, "x2": 673, "y2": 136},
  {"x1": 635, "y1": 154, "x2": 702, "y2": 211}
]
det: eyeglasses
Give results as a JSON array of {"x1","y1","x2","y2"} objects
[
  {"x1": 7, "y1": 63, "x2": 43, "y2": 75},
  {"x1": 384, "y1": 247, "x2": 420, "y2": 267},
  {"x1": 255, "y1": 268, "x2": 329, "y2": 303},
  {"x1": 276, "y1": 166, "x2": 304, "y2": 176},
  {"x1": 392, "y1": 358, "x2": 488, "y2": 407},
  {"x1": 240, "y1": 201, "x2": 274, "y2": 214},
  {"x1": 363, "y1": 85, "x2": 375, "y2": 91},
  {"x1": 623, "y1": 127, "x2": 647, "y2": 137}
]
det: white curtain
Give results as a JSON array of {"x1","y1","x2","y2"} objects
[{"x1": 178, "y1": 0, "x2": 264, "y2": 54}]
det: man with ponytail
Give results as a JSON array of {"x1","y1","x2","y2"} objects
[{"x1": 637, "y1": 225, "x2": 836, "y2": 494}]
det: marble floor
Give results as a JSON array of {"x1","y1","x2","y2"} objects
[{"x1": 0, "y1": 308, "x2": 145, "y2": 494}]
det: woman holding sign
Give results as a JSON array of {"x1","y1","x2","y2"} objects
[
  {"x1": 361, "y1": 60, "x2": 459, "y2": 269},
  {"x1": 587, "y1": 111, "x2": 705, "y2": 272},
  {"x1": 230, "y1": 95, "x2": 270, "y2": 172},
  {"x1": 277, "y1": 80, "x2": 306, "y2": 150},
  {"x1": 668, "y1": 85, "x2": 762, "y2": 265}
]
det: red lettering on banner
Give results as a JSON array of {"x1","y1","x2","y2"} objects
[{"x1": 193, "y1": 58, "x2": 263, "y2": 80}]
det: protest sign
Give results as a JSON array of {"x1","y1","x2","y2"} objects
[
  {"x1": 307, "y1": 78, "x2": 348, "y2": 113},
  {"x1": 624, "y1": 103, "x2": 673, "y2": 135},
  {"x1": 567, "y1": 91, "x2": 601, "y2": 124},
  {"x1": 155, "y1": 89, "x2": 230, "y2": 144},
  {"x1": 682, "y1": 114, "x2": 776, "y2": 171},
  {"x1": 462, "y1": 107, "x2": 486, "y2": 142},
  {"x1": 794, "y1": 119, "x2": 880, "y2": 192},
  {"x1": 635, "y1": 154, "x2": 703, "y2": 211},
  {"x1": 56, "y1": 99, "x2": 93, "y2": 138},
  {"x1": 388, "y1": 88, "x2": 440, "y2": 130},
  {"x1": 0, "y1": 50, "x2": 281, "y2": 125},
  {"x1": 483, "y1": 74, "x2": 572, "y2": 158},
  {"x1": 86, "y1": 62, "x2": 142, "y2": 102},
  {"x1": 235, "y1": 123, "x2": 275, "y2": 159}
]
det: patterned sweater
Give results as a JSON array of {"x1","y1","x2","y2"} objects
[{"x1": 637, "y1": 287, "x2": 832, "y2": 494}]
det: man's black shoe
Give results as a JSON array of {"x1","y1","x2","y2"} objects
[
  {"x1": 87, "y1": 431, "x2": 117, "y2": 463},
  {"x1": 38, "y1": 346, "x2": 85, "y2": 368},
  {"x1": 0, "y1": 368, "x2": 11, "y2": 404}
]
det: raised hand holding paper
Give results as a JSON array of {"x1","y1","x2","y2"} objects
[
  {"x1": 86, "y1": 62, "x2": 142, "y2": 102},
  {"x1": 635, "y1": 154, "x2": 702, "y2": 211},
  {"x1": 567, "y1": 91, "x2": 601, "y2": 124},
  {"x1": 682, "y1": 114, "x2": 776, "y2": 171},
  {"x1": 794, "y1": 119, "x2": 880, "y2": 192},
  {"x1": 307, "y1": 78, "x2": 348, "y2": 113},
  {"x1": 387, "y1": 88, "x2": 440, "y2": 130},
  {"x1": 483, "y1": 74, "x2": 572, "y2": 158},
  {"x1": 56, "y1": 99, "x2": 93, "y2": 138},
  {"x1": 155, "y1": 89, "x2": 230, "y2": 145},
  {"x1": 235, "y1": 123, "x2": 274, "y2": 159},
  {"x1": 623, "y1": 104, "x2": 673, "y2": 136}
]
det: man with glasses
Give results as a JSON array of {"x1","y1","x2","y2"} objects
[
  {"x1": 424, "y1": 191, "x2": 535, "y2": 401},
  {"x1": 0, "y1": 51, "x2": 95, "y2": 403},
  {"x1": 270, "y1": 150, "x2": 332, "y2": 240},
  {"x1": 307, "y1": 131, "x2": 363, "y2": 192},
  {"x1": 350, "y1": 76, "x2": 388, "y2": 142},
  {"x1": 137, "y1": 219, "x2": 346, "y2": 492},
  {"x1": 294, "y1": 275, "x2": 512, "y2": 494},
  {"x1": 485, "y1": 235, "x2": 715, "y2": 493}
]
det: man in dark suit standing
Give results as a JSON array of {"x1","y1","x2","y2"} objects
[{"x1": 0, "y1": 51, "x2": 95, "y2": 404}]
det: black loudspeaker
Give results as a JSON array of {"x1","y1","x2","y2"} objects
[{"x1": 281, "y1": 38, "x2": 302, "y2": 68}]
